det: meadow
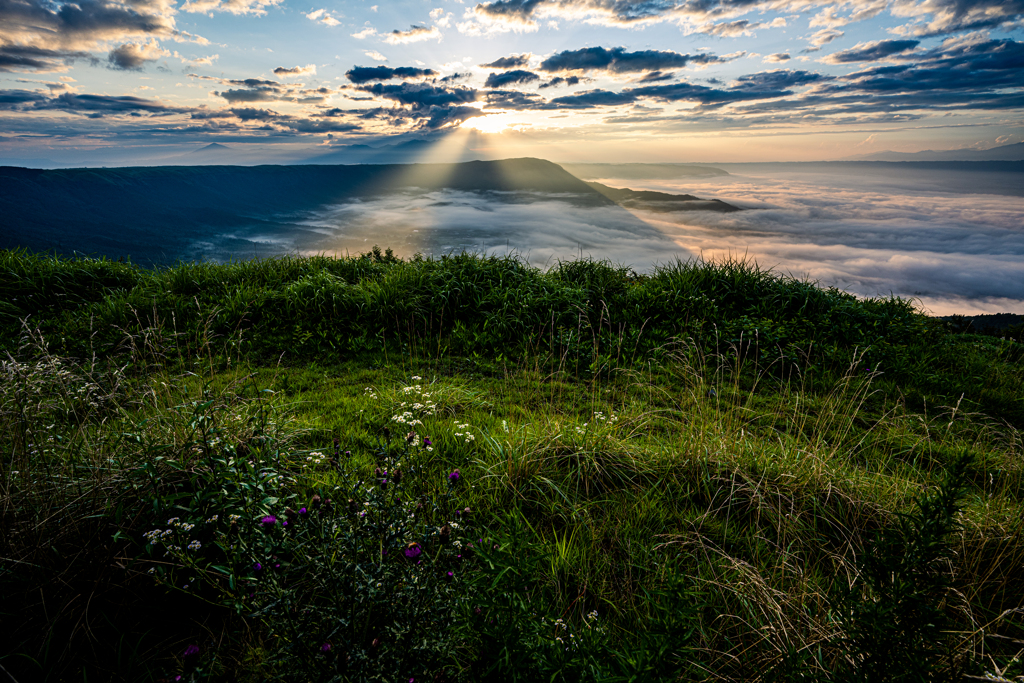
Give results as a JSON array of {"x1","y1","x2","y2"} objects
[{"x1": 1, "y1": 247, "x2": 1022, "y2": 682}]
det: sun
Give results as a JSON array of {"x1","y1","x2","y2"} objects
[{"x1": 459, "y1": 114, "x2": 513, "y2": 134}]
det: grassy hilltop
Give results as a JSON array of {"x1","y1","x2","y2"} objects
[{"x1": 1, "y1": 247, "x2": 1023, "y2": 682}]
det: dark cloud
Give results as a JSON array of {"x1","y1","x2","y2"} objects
[
  {"x1": 539, "y1": 46, "x2": 721, "y2": 73},
  {"x1": 628, "y1": 81, "x2": 784, "y2": 106},
  {"x1": 548, "y1": 89, "x2": 638, "y2": 108},
  {"x1": 484, "y1": 89, "x2": 547, "y2": 109},
  {"x1": 230, "y1": 107, "x2": 279, "y2": 121},
  {"x1": 474, "y1": 0, "x2": 545, "y2": 20},
  {"x1": 345, "y1": 65, "x2": 438, "y2": 84},
  {"x1": 538, "y1": 75, "x2": 582, "y2": 89},
  {"x1": 357, "y1": 82, "x2": 479, "y2": 108},
  {"x1": 893, "y1": 0, "x2": 1024, "y2": 36},
  {"x1": 0, "y1": 45, "x2": 92, "y2": 72},
  {"x1": 385, "y1": 25, "x2": 441, "y2": 43},
  {"x1": 825, "y1": 40, "x2": 921, "y2": 63},
  {"x1": 107, "y1": 42, "x2": 164, "y2": 70},
  {"x1": 479, "y1": 54, "x2": 531, "y2": 69},
  {"x1": 732, "y1": 70, "x2": 827, "y2": 90},
  {"x1": 638, "y1": 71, "x2": 673, "y2": 82},
  {"x1": 827, "y1": 39, "x2": 1024, "y2": 97},
  {"x1": 484, "y1": 69, "x2": 540, "y2": 88},
  {"x1": 0, "y1": 0, "x2": 177, "y2": 72},
  {"x1": 215, "y1": 87, "x2": 283, "y2": 103},
  {"x1": 422, "y1": 105, "x2": 487, "y2": 129},
  {"x1": 227, "y1": 78, "x2": 280, "y2": 87},
  {"x1": 273, "y1": 65, "x2": 315, "y2": 76},
  {"x1": 438, "y1": 73, "x2": 468, "y2": 84},
  {"x1": 0, "y1": 88, "x2": 50, "y2": 109}
]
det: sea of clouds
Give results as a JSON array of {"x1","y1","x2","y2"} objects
[{"x1": 222, "y1": 165, "x2": 1024, "y2": 316}]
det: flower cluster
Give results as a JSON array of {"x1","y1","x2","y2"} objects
[
  {"x1": 453, "y1": 421, "x2": 475, "y2": 444},
  {"x1": 302, "y1": 451, "x2": 329, "y2": 469}
]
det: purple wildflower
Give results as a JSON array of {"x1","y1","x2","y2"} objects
[
  {"x1": 320, "y1": 642, "x2": 332, "y2": 653},
  {"x1": 404, "y1": 542, "x2": 423, "y2": 560},
  {"x1": 446, "y1": 571, "x2": 454, "y2": 581},
  {"x1": 254, "y1": 562, "x2": 263, "y2": 573},
  {"x1": 298, "y1": 507, "x2": 308, "y2": 516},
  {"x1": 261, "y1": 515, "x2": 277, "y2": 529},
  {"x1": 424, "y1": 438, "x2": 432, "y2": 447},
  {"x1": 448, "y1": 469, "x2": 461, "y2": 482}
]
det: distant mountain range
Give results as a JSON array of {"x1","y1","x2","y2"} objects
[
  {"x1": 843, "y1": 141, "x2": 1024, "y2": 162},
  {"x1": 0, "y1": 158, "x2": 738, "y2": 265}
]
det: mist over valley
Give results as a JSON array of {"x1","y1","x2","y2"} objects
[{"x1": 2, "y1": 157, "x2": 1023, "y2": 315}]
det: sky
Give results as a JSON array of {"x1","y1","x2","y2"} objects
[{"x1": 2, "y1": 0, "x2": 1023, "y2": 162}]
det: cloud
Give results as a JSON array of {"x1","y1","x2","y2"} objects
[
  {"x1": 698, "y1": 17, "x2": 786, "y2": 37},
  {"x1": 732, "y1": 69, "x2": 826, "y2": 90},
  {"x1": 480, "y1": 54, "x2": 532, "y2": 69},
  {"x1": 423, "y1": 104, "x2": 487, "y2": 128},
  {"x1": 47, "y1": 92, "x2": 184, "y2": 114},
  {"x1": 351, "y1": 26, "x2": 378, "y2": 39},
  {"x1": 484, "y1": 89, "x2": 547, "y2": 108},
  {"x1": 484, "y1": 69, "x2": 540, "y2": 88},
  {"x1": 890, "y1": 0, "x2": 1024, "y2": 37},
  {"x1": 0, "y1": 0, "x2": 178, "y2": 73},
  {"x1": 803, "y1": 28, "x2": 844, "y2": 52},
  {"x1": 430, "y1": 7, "x2": 453, "y2": 27},
  {"x1": 637, "y1": 71, "x2": 674, "y2": 82},
  {"x1": 385, "y1": 25, "x2": 443, "y2": 44},
  {"x1": 357, "y1": 82, "x2": 479, "y2": 108},
  {"x1": 824, "y1": 40, "x2": 921, "y2": 63},
  {"x1": 175, "y1": 52, "x2": 219, "y2": 66},
  {"x1": 765, "y1": 53, "x2": 791, "y2": 63},
  {"x1": 365, "y1": 51, "x2": 388, "y2": 62},
  {"x1": 229, "y1": 107, "x2": 279, "y2": 121},
  {"x1": 475, "y1": 0, "x2": 545, "y2": 21},
  {"x1": 606, "y1": 168, "x2": 1024, "y2": 312},
  {"x1": 107, "y1": 41, "x2": 170, "y2": 70},
  {"x1": 274, "y1": 64, "x2": 317, "y2": 77},
  {"x1": 540, "y1": 46, "x2": 724, "y2": 74},
  {"x1": 538, "y1": 75, "x2": 581, "y2": 89},
  {"x1": 810, "y1": 1, "x2": 887, "y2": 29},
  {"x1": 548, "y1": 88, "x2": 638, "y2": 108},
  {"x1": 181, "y1": 0, "x2": 282, "y2": 15},
  {"x1": 0, "y1": 88, "x2": 52, "y2": 109},
  {"x1": 817, "y1": 38, "x2": 1024, "y2": 103},
  {"x1": 284, "y1": 188, "x2": 681, "y2": 271},
  {"x1": 305, "y1": 9, "x2": 341, "y2": 26},
  {"x1": 0, "y1": 46, "x2": 90, "y2": 73},
  {"x1": 345, "y1": 66, "x2": 438, "y2": 84}
]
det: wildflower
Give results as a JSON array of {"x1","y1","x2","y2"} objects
[
  {"x1": 445, "y1": 571, "x2": 454, "y2": 581},
  {"x1": 261, "y1": 515, "x2": 277, "y2": 529},
  {"x1": 298, "y1": 507, "x2": 308, "y2": 517},
  {"x1": 187, "y1": 540, "x2": 202, "y2": 551},
  {"x1": 182, "y1": 644, "x2": 200, "y2": 665},
  {"x1": 424, "y1": 437, "x2": 432, "y2": 447},
  {"x1": 254, "y1": 562, "x2": 263, "y2": 573},
  {"x1": 320, "y1": 642, "x2": 332, "y2": 653},
  {"x1": 404, "y1": 542, "x2": 423, "y2": 559},
  {"x1": 448, "y1": 469, "x2": 461, "y2": 482}
]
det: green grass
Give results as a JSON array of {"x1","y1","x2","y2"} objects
[{"x1": 1, "y1": 249, "x2": 1023, "y2": 681}]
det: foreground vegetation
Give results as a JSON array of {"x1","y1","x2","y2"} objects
[{"x1": 1, "y1": 248, "x2": 1023, "y2": 681}]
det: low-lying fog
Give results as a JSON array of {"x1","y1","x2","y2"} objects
[{"x1": 206, "y1": 164, "x2": 1024, "y2": 316}]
